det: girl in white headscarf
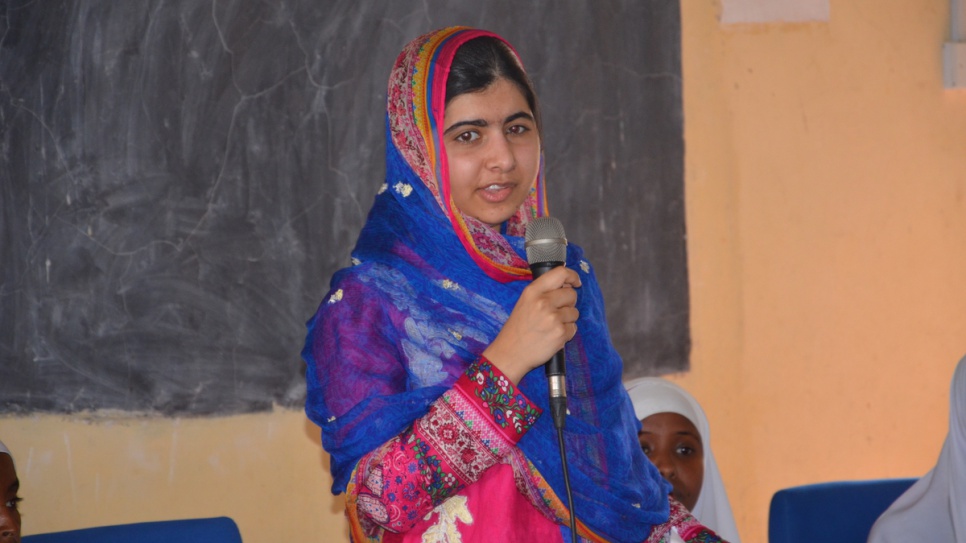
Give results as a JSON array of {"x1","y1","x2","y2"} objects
[
  {"x1": 625, "y1": 378, "x2": 742, "y2": 543},
  {"x1": 867, "y1": 353, "x2": 965, "y2": 542}
]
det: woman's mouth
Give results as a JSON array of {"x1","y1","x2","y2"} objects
[{"x1": 479, "y1": 183, "x2": 514, "y2": 203}]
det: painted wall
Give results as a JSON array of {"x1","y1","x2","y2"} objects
[
  {"x1": 0, "y1": 412, "x2": 347, "y2": 542},
  {"x1": 676, "y1": 0, "x2": 966, "y2": 539},
  {"x1": 1, "y1": 1, "x2": 964, "y2": 541}
]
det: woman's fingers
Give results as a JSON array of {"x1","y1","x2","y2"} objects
[
  {"x1": 557, "y1": 307, "x2": 580, "y2": 342},
  {"x1": 530, "y1": 265, "x2": 582, "y2": 292},
  {"x1": 545, "y1": 285, "x2": 578, "y2": 311},
  {"x1": 532, "y1": 286, "x2": 579, "y2": 344},
  {"x1": 558, "y1": 305, "x2": 579, "y2": 324},
  {"x1": 482, "y1": 265, "x2": 583, "y2": 384}
]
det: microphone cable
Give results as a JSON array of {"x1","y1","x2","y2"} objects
[
  {"x1": 556, "y1": 412, "x2": 578, "y2": 542},
  {"x1": 525, "y1": 216, "x2": 578, "y2": 543}
]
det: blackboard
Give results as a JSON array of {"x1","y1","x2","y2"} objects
[{"x1": 0, "y1": 0, "x2": 686, "y2": 415}]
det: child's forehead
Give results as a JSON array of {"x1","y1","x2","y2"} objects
[
  {"x1": 640, "y1": 412, "x2": 702, "y2": 437},
  {"x1": 0, "y1": 453, "x2": 17, "y2": 482}
]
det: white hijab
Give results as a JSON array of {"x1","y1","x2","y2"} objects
[
  {"x1": 624, "y1": 377, "x2": 741, "y2": 543},
  {"x1": 0, "y1": 439, "x2": 12, "y2": 470},
  {"x1": 867, "y1": 354, "x2": 966, "y2": 543}
]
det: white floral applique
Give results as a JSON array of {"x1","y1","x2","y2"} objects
[
  {"x1": 580, "y1": 260, "x2": 590, "y2": 274},
  {"x1": 327, "y1": 289, "x2": 343, "y2": 304},
  {"x1": 422, "y1": 495, "x2": 473, "y2": 543},
  {"x1": 351, "y1": 257, "x2": 361, "y2": 266},
  {"x1": 394, "y1": 182, "x2": 413, "y2": 197},
  {"x1": 378, "y1": 183, "x2": 388, "y2": 194},
  {"x1": 441, "y1": 279, "x2": 459, "y2": 291}
]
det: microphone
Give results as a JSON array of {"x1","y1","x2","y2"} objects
[{"x1": 525, "y1": 216, "x2": 569, "y2": 430}]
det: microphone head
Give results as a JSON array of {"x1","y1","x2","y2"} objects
[{"x1": 525, "y1": 216, "x2": 568, "y2": 265}]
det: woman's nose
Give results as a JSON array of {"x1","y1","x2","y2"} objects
[{"x1": 486, "y1": 136, "x2": 516, "y2": 171}]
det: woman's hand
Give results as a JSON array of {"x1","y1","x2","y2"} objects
[{"x1": 482, "y1": 266, "x2": 582, "y2": 385}]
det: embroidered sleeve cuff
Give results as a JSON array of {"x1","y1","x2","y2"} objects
[
  {"x1": 447, "y1": 356, "x2": 542, "y2": 445},
  {"x1": 344, "y1": 357, "x2": 544, "y2": 535}
]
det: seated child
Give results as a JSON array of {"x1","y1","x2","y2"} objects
[{"x1": 625, "y1": 378, "x2": 741, "y2": 543}]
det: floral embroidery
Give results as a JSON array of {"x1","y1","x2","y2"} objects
[
  {"x1": 507, "y1": 449, "x2": 562, "y2": 524},
  {"x1": 327, "y1": 289, "x2": 344, "y2": 304},
  {"x1": 422, "y1": 495, "x2": 473, "y2": 543},
  {"x1": 462, "y1": 216, "x2": 528, "y2": 266},
  {"x1": 441, "y1": 279, "x2": 458, "y2": 290},
  {"x1": 415, "y1": 392, "x2": 512, "y2": 486},
  {"x1": 676, "y1": 528, "x2": 725, "y2": 543},
  {"x1": 351, "y1": 257, "x2": 362, "y2": 266},
  {"x1": 378, "y1": 183, "x2": 388, "y2": 194},
  {"x1": 645, "y1": 497, "x2": 724, "y2": 543},
  {"x1": 469, "y1": 359, "x2": 541, "y2": 434},
  {"x1": 346, "y1": 356, "x2": 543, "y2": 537},
  {"x1": 580, "y1": 260, "x2": 590, "y2": 273},
  {"x1": 394, "y1": 181, "x2": 413, "y2": 197},
  {"x1": 357, "y1": 493, "x2": 389, "y2": 525},
  {"x1": 411, "y1": 437, "x2": 448, "y2": 504}
]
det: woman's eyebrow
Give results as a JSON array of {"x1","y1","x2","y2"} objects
[
  {"x1": 443, "y1": 119, "x2": 487, "y2": 135},
  {"x1": 505, "y1": 111, "x2": 534, "y2": 124}
]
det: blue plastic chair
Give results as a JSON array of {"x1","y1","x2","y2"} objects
[
  {"x1": 768, "y1": 478, "x2": 917, "y2": 543},
  {"x1": 22, "y1": 516, "x2": 242, "y2": 543}
]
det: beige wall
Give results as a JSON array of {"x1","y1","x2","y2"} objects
[
  {"x1": 677, "y1": 0, "x2": 966, "y2": 540},
  {"x1": 2, "y1": 1, "x2": 965, "y2": 541},
  {"x1": 0, "y1": 412, "x2": 347, "y2": 542}
]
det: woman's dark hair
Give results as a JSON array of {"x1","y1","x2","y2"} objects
[{"x1": 446, "y1": 37, "x2": 540, "y2": 130}]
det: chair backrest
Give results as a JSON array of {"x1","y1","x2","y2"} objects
[
  {"x1": 768, "y1": 478, "x2": 917, "y2": 543},
  {"x1": 22, "y1": 516, "x2": 242, "y2": 543}
]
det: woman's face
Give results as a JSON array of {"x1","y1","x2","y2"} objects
[
  {"x1": 0, "y1": 454, "x2": 21, "y2": 543},
  {"x1": 638, "y1": 412, "x2": 704, "y2": 512},
  {"x1": 442, "y1": 77, "x2": 540, "y2": 229}
]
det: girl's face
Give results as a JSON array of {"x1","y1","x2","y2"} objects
[
  {"x1": 442, "y1": 78, "x2": 540, "y2": 229},
  {"x1": 638, "y1": 412, "x2": 704, "y2": 512},
  {"x1": 0, "y1": 454, "x2": 21, "y2": 543}
]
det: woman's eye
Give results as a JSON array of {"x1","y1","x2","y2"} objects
[
  {"x1": 507, "y1": 124, "x2": 529, "y2": 136},
  {"x1": 4, "y1": 497, "x2": 22, "y2": 510},
  {"x1": 675, "y1": 446, "x2": 694, "y2": 457},
  {"x1": 454, "y1": 131, "x2": 479, "y2": 143},
  {"x1": 640, "y1": 445, "x2": 652, "y2": 456}
]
